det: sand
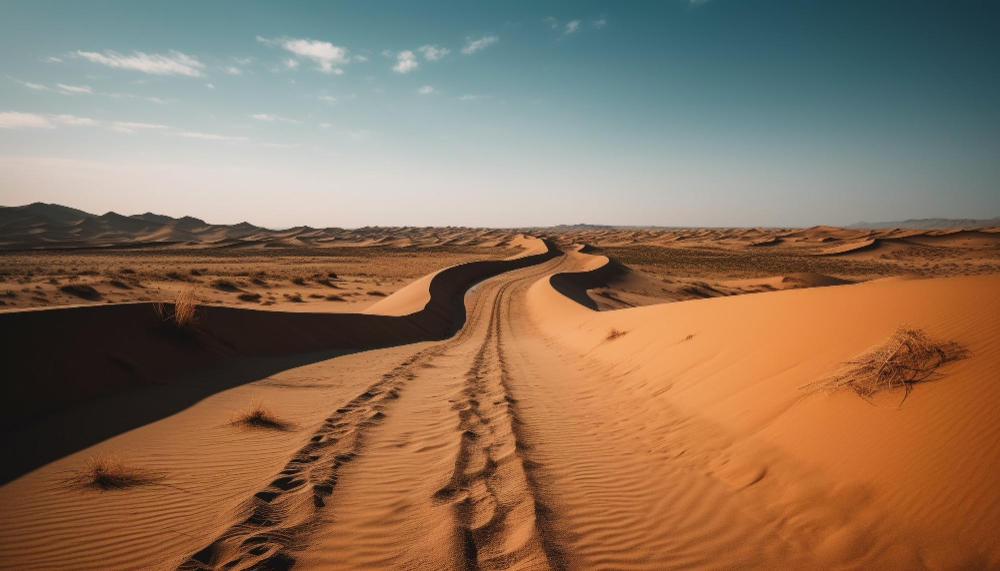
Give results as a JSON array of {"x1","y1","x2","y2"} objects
[{"x1": 1, "y1": 218, "x2": 999, "y2": 570}]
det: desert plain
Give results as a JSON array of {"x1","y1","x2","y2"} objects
[{"x1": 1, "y1": 202, "x2": 999, "y2": 570}]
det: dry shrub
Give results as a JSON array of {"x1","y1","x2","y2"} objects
[
  {"x1": 607, "y1": 328, "x2": 628, "y2": 341},
  {"x1": 156, "y1": 288, "x2": 198, "y2": 331},
  {"x1": 212, "y1": 278, "x2": 242, "y2": 292},
  {"x1": 73, "y1": 453, "x2": 161, "y2": 491},
  {"x1": 801, "y1": 327, "x2": 968, "y2": 407},
  {"x1": 326, "y1": 294, "x2": 346, "y2": 302},
  {"x1": 60, "y1": 284, "x2": 102, "y2": 301},
  {"x1": 231, "y1": 398, "x2": 289, "y2": 430},
  {"x1": 291, "y1": 276, "x2": 307, "y2": 286},
  {"x1": 368, "y1": 290, "x2": 387, "y2": 297},
  {"x1": 284, "y1": 292, "x2": 303, "y2": 303},
  {"x1": 237, "y1": 292, "x2": 262, "y2": 302}
]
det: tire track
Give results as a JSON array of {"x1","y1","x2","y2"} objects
[
  {"x1": 435, "y1": 280, "x2": 566, "y2": 571},
  {"x1": 176, "y1": 346, "x2": 443, "y2": 571}
]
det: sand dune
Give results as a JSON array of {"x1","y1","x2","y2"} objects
[{"x1": 1, "y1": 223, "x2": 998, "y2": 570}]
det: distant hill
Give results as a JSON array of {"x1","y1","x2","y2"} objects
[{"x1": 849, "y1": 217, "x2": 1000, "y2": 229}]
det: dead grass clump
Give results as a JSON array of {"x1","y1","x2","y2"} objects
[
  {"x1": 238, "y1": 292, "x2": 262, "y2": 302},
  {"x1": 155, "y1": 288, "x2": 199, "y2": 331},
  {"x1": 317, "y1": 278, "x2": 340, "y2": 289},
  {"x1": 60, "y1": 284, "x2": 102, "y2": 301},
  {"x1": 73, "y1": 454, "x2": 161, "y2": 491},
  {"x1": 326, "y1": 294, "x2": 346, "y2": 301},
  {"x1": 801, "y1": 327, "x2": 968, "y2": 407},
  {"x1": 368, "y1": 290, "x2": 387, "y2": 297},
  {"x1": 607, "y1": 328, "x2": 628, "y2": 341},
  {"x1": 284, "y1": 292, "x2": 304, "y2": 302},
  {"x1": 230, "y1": 398, "x2": 289, "y2": 430},
  {"x1": 291, "y1": 276, "x2": 307, "y2": 286}
]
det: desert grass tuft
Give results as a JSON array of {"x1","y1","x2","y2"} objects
[
  {"x1": 606, "y1": 327, "x2": 628, "y2": 341},
  {"x1": 155, "y1": 288, "x2": 198, "y2": 331},
  {"x1": 72, "y1": 453, "x2": 162, "y2": 491},
  {"x1": 231, "y1": 398, "x2": 290, "y2": 430},
  {"x1": 801, "y1": 326, "x2": 968, "y2": 407}
]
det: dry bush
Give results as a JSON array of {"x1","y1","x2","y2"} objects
[
  {"x1": 156, "y1": 288, "x2": 198, "y2": 331},
  {"x1": 368, "y1": 290, "x2": 387, "y2": 297},
  {"x1": 607, "y1": 328, "x2": 628, "y2": 341},
  {"x1": 284, "y1": 292, "x2": 303, "y2": 303},
  {"x1": 230, "y1": 398, "x2": 289, "y2": 430},
  {"x1": 212, "y1": 278, "x2": 242, "y2": 292},
  {"x1": 326, "y1": 294, "x2": 346, "y2": 302},
  {"x1": 72, "y1": 453, "x2": 161, "y2": 491},
  {"x1": 801, "y1": 327, "x2": 968, "y2": 407},
  {"x1": 291, "y1": 276, "x2": 307, "y2": 286},
  {"x1": 237, "y1": 292, "x2": 262, "y2": 302},
  {"x1": 59, "y1": 284, "x2": 102, "y2": 301}
]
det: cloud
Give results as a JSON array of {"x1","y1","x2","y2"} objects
[
  {"x1": 206, "y1": 83, "x2": 215, "y2": 90},
  {"x1": 56, "y1": 83, "x2": 93, "y2": 94},
  {"x1": 259, "y1": 142, "x2": 299, "y2": 149},
  {"x1": 43, "y1": 56, "x2": 63, "y2": 63},
  {"x1": 318, "y1": 122, "x2": 332, "y2": 128},
  {"x1": 7, "y1": 75, "x2": 51, "y2": 91},
  {"x1": 461, "y1": 36, "x2": 498, "y2": 55},
  {"x1": 459, "y1": 94, "x2": 484, "y2": 101},
  {"x1": 176, "y1": 130, "x2": 251, "y2": 142},
  {"x1": 259, "y1": 36, "x2": 349, "y2": 74},
  {"x1": 146, "y1": 96, "x2": 170, "y2": 104},
  {"x1": 251, "y1": 113, "x2": 302, "y2": 124},
  {"x1": 0, "y1": 112, "x2": 54, "y2": 129},
  {"x1": 284, "y1": 58, "x2": 299, "y2": 69},
  {"x1": 233, "y1": 57, "x2": 253, "y2": 65},
  {"x1": 224, "y1": 66, "x2": 242, "y2": 75},
  {"x1": 353, "y1": 54, "x2": 369, "y2": 62},
  {"x1": 111, "y1": 121, "x2": 169, "y2": 134},
  {"x1": 418, "y1": 45, "x2": 450, "y2": 61},
  {"x1": 318, "y1": 95, "x2": 337, "y2": 104},
  {"x1": 50, "y1": 114, "x2": 98, "y2": 126},
  {"x1": 592, "y1": 17, "x2": 607, "y2": 29},
  {"x1": 417, "y1": 85, "x2": 436, "y2": 95},
  {"x1": 545, "y1": 17, "x2": 559, "y2": 29},
  {"x1": 565, "y1": 20, "x2": 581, "y2": 35},
  {"x1": 75, "y1": 50, "x2": 205, "y2": 77},
  {"x1": 392, "y1": 50, "x2": 419, "y2": 73}
]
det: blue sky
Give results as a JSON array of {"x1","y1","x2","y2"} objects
[{"x1": 1, "y1": 0, "x2": 997, "y2": 228}]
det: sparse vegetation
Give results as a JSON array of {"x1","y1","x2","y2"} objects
[
  {"x1": 368, "y1": 290, "x2": 387, "y2": 297},
  {"x1": 284, "y1": 292, "x2": 304, "y2": 302},
  {"x1": 230, "y1": 398, "x2": 289, "y2": 430},
  {"x1": 155, "y1": 288, "x2": 198, "y2": 331},
  {"x1": 291, "y1": 276, "x2": 307, "y2": 286},
  {"x1": 59, "y1": 284, "x2": 101, "y2": 301},
  {"x1": 72, "y1": 454, "x2": 161, "y2": 491},
  {"x1": 607, "y1": 328, "x2": 628, "y2": 341},
  {"x1": 212, "y1": 278, "x2": 243, "y2": 292},
  {"x1": 801, "y1": 327, "x2": 969, "y2": 407},
  {"x1": 237, "y1": 292, "x2": 262, "y2": 302}
]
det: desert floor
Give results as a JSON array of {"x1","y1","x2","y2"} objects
[{"x1": 1, "y1": 226, "x2": 999, "y2": 570}]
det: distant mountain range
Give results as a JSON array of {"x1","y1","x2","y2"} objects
[
  {"x1": 848, "y1": 217, "x2": 1000, "y2": 229},
  {"x1": 0, "y1": 202, "x2": 521, "y2": 251}
]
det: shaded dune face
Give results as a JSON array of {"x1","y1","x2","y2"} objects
[{"x1": 0, "y1": 229, "x2": 998, "y2": 571}]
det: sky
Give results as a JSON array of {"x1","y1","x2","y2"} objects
[{"x1": 0, "y1": 0, "x2": 998, "y2": 228}]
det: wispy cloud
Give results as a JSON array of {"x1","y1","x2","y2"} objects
[
  {"x1": 51, "y1": 114, "x2": 99, "y2": 126},
  {"x1": 224, "y1": 66, "x2": 242, "y2": 75},
  {"x1": 0, "y1": 112, "x2": 101, "y2": 129},
  {"x1": 545, "y1": 17, "x2": 559, "y2": 29},
  {"x1": 258, "y1": 36, "x2": 349, "y2": 74},
  {"x1": 176, "y1": 130, "x2": 251, "y2": 142},
  {"x1": 462, "y1": 36, "x2": 498, "y2": 55},
  {"x1": 392, "y1": 50, "x2": 419, "y2": 73},
  {"x1": 418, "y1": 45, "x2": 450, "y2": 61},
  {"x1": 318, "y1": 95, "x2": 337, "y2": 104},
  {"x1": 251, "y1": 113, "x2": 302, "y2": 124},
  {"x1": 43, "y1": 56, "x2": 63, "y2": 63},
  {"x1": 417, "y1": 85, "x2": 436, "y2": 95},
  {"x1": 146, "y1": 96, "x2": 171, "y2": 104},
  {"x1": 284, "y1": 58, "x2": 300, "y2": 70},
  {"x1": 592, "y1": 17, "x2": 607, "y2": 29},
  {"x1": 459, "y1": 94, "x2": 485, "y2": 101},
  {"x1": 56, "y1": 83, "x2": 93, "y2": 94},
  {"x1": 75, "y1": 50, "x2": 205, "y2": 77},
  {"x1": 565, "y1": 20, "x2": 581, "y2": 35},
  {"x1": 111, "y1": 121, "x2": 169, "y2": 134},
  {"x1": 206, "y1": 83, "x2": 215, "y2": 90},
  {"x1": 7, "y1": 75, "x2": 51, "y2": 91},
  {"x1": 337, "y1": 128, "x2": 371, "y2": 140}
]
